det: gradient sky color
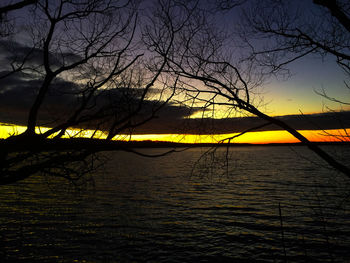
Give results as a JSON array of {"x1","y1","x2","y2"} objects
[
  {"x1": 263, "y1": 57, "x2": 349, "y2": 116},
  {"x1": 0, "y1": 0, "x2": 348, "y2": 144}
]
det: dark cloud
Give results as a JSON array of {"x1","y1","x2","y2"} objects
[
  {"x1": 1, "y1": 69, "x2": 349, "y2": 134},
  {"x1": 0, "y1": 39, "x2": 203, "y2": 132},
  {"x1": 135, "y1": 111, "x2": 350, "y2": 134},
  {"x1": 0, "y1": 41, "x2": 349, "y2": 135},
  {"x1": 0, "y1": 40, "x2": 82, "y2": 70},
  {"x1": 0, "y1": 70, "x2": 200, "y2": 130},
  {"x1": 0, "y1": 39, "x2": 201, "y2": 132},
  {"x1": 0, "y1": 71, "x2": 80, "y2": 125}
]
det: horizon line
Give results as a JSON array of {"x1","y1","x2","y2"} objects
[{"x1": 1, "y1": 123, "x2": 349, "y2": 144}]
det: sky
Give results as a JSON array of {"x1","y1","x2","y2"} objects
[
  {"x1": 0, "y1": 0, "x2": 349, "y2": 144},
  {"x1": 262, "y1": 57, "x2": 349, "y2": 116},
  {"x1": 217, "y1": 0, "x2": 350, "y2": 115}
]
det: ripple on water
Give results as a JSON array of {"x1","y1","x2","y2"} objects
[{"x1": 0, "y1": 146, "x2": 350, "y2": 262}]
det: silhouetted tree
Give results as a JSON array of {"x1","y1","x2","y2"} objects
[
  {"x1": 0, "y1": 0, "x2": 192, "y2": 185},
  {"x1": 145, "y1": 0, "x2": 350, "y2": 177},
  {"x1": 238, "y1": 0, "x2": 350, "y2": 138},
  {"x1": 239, "y1": 0, "x2": 349, "y2": 74},
  {"x1": 1, "y1": 0, "x2": 349, "y2": 185}
]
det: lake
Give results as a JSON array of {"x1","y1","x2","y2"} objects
[{"x1": 0, "y1": 146, "x2": 350, "y2": 262}]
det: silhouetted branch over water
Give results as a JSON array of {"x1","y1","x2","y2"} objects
[{"x1": 0, "y1": 0, "x2": 349, "y2": 184}]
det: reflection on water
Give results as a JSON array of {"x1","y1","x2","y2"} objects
[{"x1": 0, "y1": 146, "x2": 350, "y2": 262}]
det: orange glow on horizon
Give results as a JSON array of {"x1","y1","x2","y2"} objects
[
  {"x1": 126, "y1": 129, "x2": 349, "y2": 144},
  {"x1": 1, "y1": 123, "x2": 349, "y2": 144}
]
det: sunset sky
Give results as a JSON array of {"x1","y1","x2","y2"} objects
[{"x1": 0, "y1": 0, "x2": 349, "y2": 144}]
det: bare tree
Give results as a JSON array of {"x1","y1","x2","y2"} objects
[
  {"x1": 238, "y1": 0, "x2": 350, "y2": 144},
  {"x1": 1, "y1": 0, "x2": 349, "y2": 185},
  {"x1": 0, "y1": 0, "x2": 193, "y2": 185},
  {"x1": 238, "y1": 0, "x2": 349, "y2": 74},
  {"x1": 0, "y1": 0, "x2": 39, "y2": 37},
  {"x1": 145, "y1": 0, "x2": 350, "y2": 177}
]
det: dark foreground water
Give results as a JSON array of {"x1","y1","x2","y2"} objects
[{"x1": 1, "y1": 146, "x2": 350, "y2": 262}]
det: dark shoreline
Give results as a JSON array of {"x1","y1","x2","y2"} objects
[
  {"x1": 120, "y1": 140, "x2": 350, "y2": 148},
  {"x1": 1, "y1": 137, "x2": 349, "y2": 152}
]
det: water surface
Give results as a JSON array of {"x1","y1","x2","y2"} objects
[{"x1": 1, "y1": 146, "x2": 350, "y2": 262}]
